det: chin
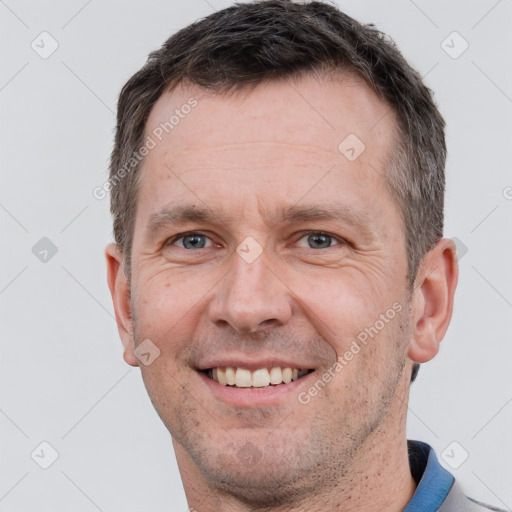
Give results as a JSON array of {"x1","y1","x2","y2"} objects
[{"x1": 199, "y1": 451, "x2": 318, "y2": 508}]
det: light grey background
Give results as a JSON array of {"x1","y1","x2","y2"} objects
[{"x1": 1, "y1": 0, "x2": 511, "y2": 510}]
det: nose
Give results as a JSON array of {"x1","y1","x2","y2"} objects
[{"x1": 208, "y1": 248, "x2": 293, "y2": 334}]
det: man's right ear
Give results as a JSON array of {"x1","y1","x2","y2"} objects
[{"x1": 105, "y1": 243, "x2": 139, "y2": 367}]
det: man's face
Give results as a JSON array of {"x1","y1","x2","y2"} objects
[{"x1": 126, "y1": 74, "x2": 413, "y2": 501}]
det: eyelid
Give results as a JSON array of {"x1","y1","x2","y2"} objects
[
  {"x1": 164, "y1": 230, "x2": 348, "y2": 250},
  {"x1": 165, "y1": 231, "x2": 215, "y2": 248},
  {"x1": 295, "y1": 230, "x2": 346, "y2": 247}
]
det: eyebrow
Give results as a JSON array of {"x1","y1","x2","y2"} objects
[{"x1": 144, "y1": 203, "x2": 377, "y2": 243}]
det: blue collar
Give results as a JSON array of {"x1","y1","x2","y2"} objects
[{"x1": 404, "y1": 440, "x2": 454, "y2": 512}]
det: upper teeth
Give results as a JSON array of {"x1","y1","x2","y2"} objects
[{"x1": 210, "y1": 367, "x2": 310, "y2": 387}]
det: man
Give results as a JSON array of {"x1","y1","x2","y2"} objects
[{"x1": 105, "y1": 1, "x2": 502, "y2": 510}]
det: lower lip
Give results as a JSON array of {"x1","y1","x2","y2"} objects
[{"x1": 197, "y1": 370, "x2": 315, "y2": 407}]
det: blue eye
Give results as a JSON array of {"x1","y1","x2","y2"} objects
[
  {"x1": 172, "y1": 233, "x2": 212, "y2": 249},
  {"x1": 297, "y1": 232, "x2": 341, "y2": 249},
  {"x1": 167, "y1": 231, "x2": 343, "y2": 251}
]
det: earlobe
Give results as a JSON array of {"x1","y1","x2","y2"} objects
[
  {"x1": 408, "y1": 288, "x2": 438, "y2": 363},
  {"x1": 105, "y1": 243, "x2": 139, "y2": 367},
  {"x1": 408, "y1": 238, "x2": 458, "y2": 364}
]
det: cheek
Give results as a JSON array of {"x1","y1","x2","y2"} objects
[
  {"x1": 292, "y1": 272, "x2": 408, "y2": 393},
  {"x1": 131, "y1": 277, "x2": 201, "y2": 425},
  {"x1": 288, "y1": 269, "x2": 394, "y2": 343},
  {"x1": 130, "y1": 274, "x2": 199, "y2": 361},
  {"x1": 133, "y1": 264, "x2": 214, "y2": 330},
  {"x1": 321, "y1": 305, "x2": 410, "y2": 416}
]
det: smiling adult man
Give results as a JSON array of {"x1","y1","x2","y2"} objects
[{"x1": 105, "y1": 1, "x2": 501, "y2": 511}]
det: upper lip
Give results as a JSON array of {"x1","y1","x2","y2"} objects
[{"x1": 196, "y1": 358, "x2": 315, "y2": 371}]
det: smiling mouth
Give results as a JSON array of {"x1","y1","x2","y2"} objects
[{"x1": 202, "y1": 366, "x2": 315, "y2": 389}]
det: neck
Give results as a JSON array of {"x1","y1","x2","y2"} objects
[{"x1": 174, "y1": 379, "x2": 416, "y2": 511}]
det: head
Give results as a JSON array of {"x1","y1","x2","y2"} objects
[{"x1": 106, "y1": 0, "x2": 457, "y2": 506}]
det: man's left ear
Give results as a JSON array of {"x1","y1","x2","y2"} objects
[{"x1": 408, "y1": 238, "x2": 459, "y2": 363}]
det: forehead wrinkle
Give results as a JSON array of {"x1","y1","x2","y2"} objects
[
  {"x1": 143, "y1": 196, "x2": 380, "y2": 246},
  {"x1": 143, "y1": 204, "x2": 230, "y2": 244},
  {"x1": 257, "y1": 199, "x2": 380, "y2": 238},
  {"x1": 171, "y1": 141, "x2": 341, "y2": 157}
]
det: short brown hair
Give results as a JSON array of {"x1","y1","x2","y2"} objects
[{"x1": 109, "y1": 0, "x2": 446, "y2": 289}]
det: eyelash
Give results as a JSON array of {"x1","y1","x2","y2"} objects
[
  {"x1": 297, "y1": 231, "x2": 346, "y2": 247},
  {"x1": 165, "y1": 231, "x2": 346, "y2": 249},
  {"x1": 165, "y1": 231, "x2": 216, "y2": 249}
]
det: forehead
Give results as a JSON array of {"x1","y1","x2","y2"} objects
[
  {"x1": 145, "y1": 73, "x2": 395, "y2": 159},
  {"x1": 135, "y1": 72, "x2": 399, "y2": 235}
]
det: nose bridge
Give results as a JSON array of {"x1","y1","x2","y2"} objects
[{"x1": 208, "y1": 247, "x2": 292, "y2": 333}]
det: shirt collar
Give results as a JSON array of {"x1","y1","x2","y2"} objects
[{"x1": 404, "y1": 440, "x2": 454, "y2": 512}]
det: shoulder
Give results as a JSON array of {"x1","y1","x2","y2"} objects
[
  {"x1": 467, "y1": 497, "x2": 508, "y2": 512},
  {"x1": 440, "y1": 480, "x2": 508, "y2": 512},
  {"x1": 406, "y1": 441, "x2": 506, "y2": 512}
]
